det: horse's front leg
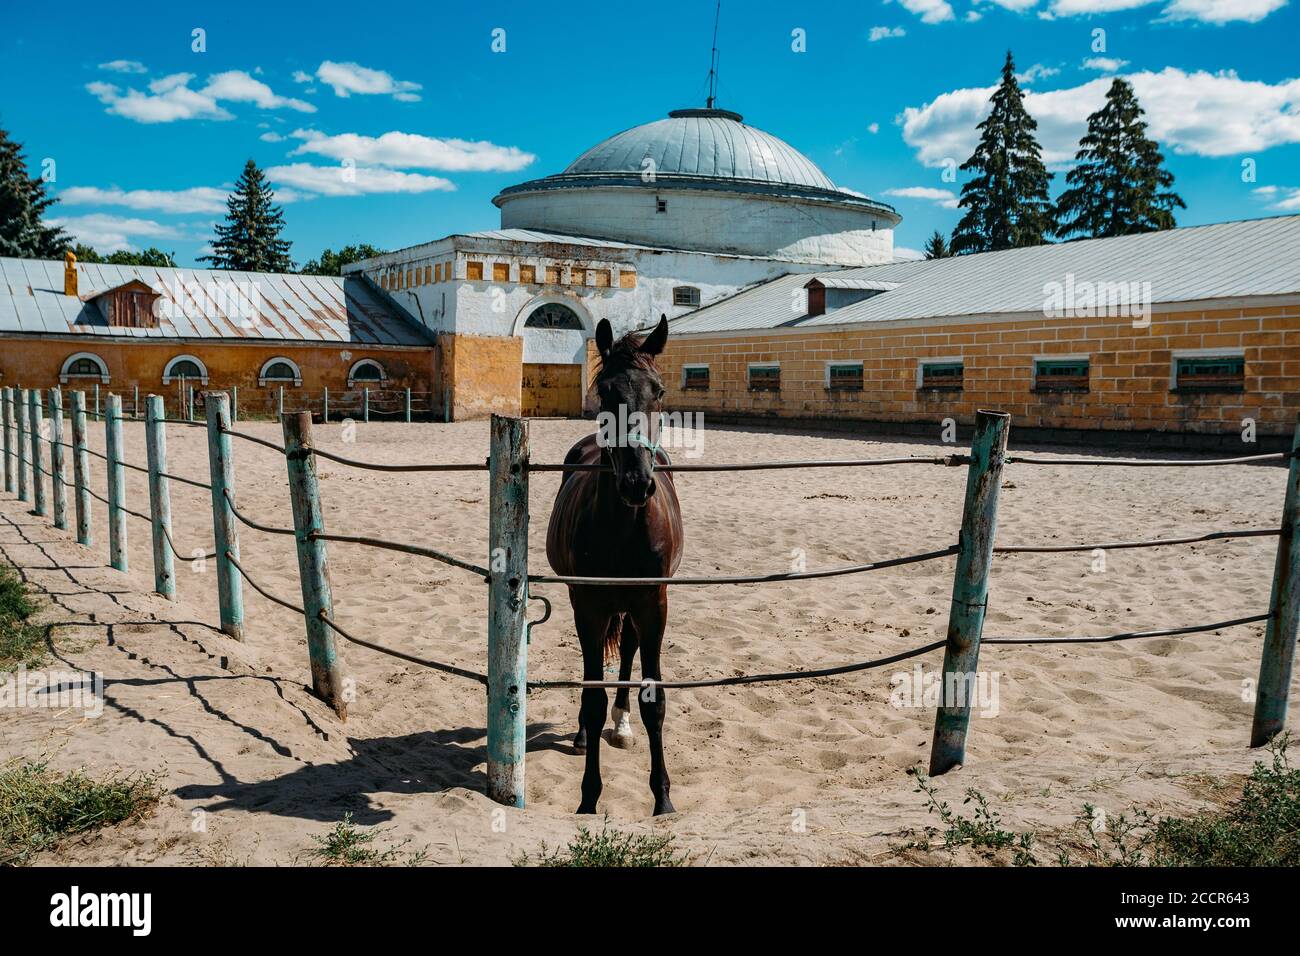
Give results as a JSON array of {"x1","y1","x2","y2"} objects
[
  {"x1": 609, "y1": 620, "x2": 638, "y2": 749},
  {"x1": 633, "y1": 587, "x2": 674, "y2": 816},
  {"x1": 575, "y1": 604, "x2": 610, "y2": 814}
]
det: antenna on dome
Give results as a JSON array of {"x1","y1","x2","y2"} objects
[{"x1": 705, "y1": 0, "x2": 721, "y2": 109}]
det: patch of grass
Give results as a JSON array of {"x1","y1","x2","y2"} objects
[
  {"x1": 910, "y1": 768, "x2": 1037, "y2": 864},
  {"x1": 308, "y1": 812, "x2": 427, "y2": 866},
  {"x1": 0, "y1": 563, "x2": 46, "y2": 672},
  {"x1": 0, "y1": 759, "x2": 162, "y2": 866},
  {"x1": 515, "y1": 820, "x2": 688, "y2": 867}
]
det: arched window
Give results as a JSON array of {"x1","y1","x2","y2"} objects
[
  {"x1": 162, "y1": 354, "x2": 209, "y2": 385},
  {"x1": 524, "y1": 303, "x2": 583, "y2": 330},
  {"x1": 672, "y1": 286, "x2": 701, "y2": 307},
  {"x1": 59, "y1": 352, "x2": 110, "y2": 384},
  {"x1": 347, "y1": 359, "x2": 387, "y2": 387},
  {"x1": 258, "y1": 356, "x2": 302, "y2": 387}
]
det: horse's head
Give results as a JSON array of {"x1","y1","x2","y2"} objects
[{"x1": 594, "y1": 314, "x2": 669, "y2": 507}]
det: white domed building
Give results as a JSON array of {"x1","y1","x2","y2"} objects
[{"x1": 347, "y1": 106, "x2": 900, "y2": 419}]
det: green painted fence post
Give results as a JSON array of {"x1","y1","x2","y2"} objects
[
  {"x1": 48, "y1": 388, "x2": 68, "y2": 531},
  {"x1": 1251, "y1": 413, "x2": 1300, "y2": 747},
  {"x1": 70, "y1": 391, "x2": 92, "y2": 546},
  {"x1": 322, "y1": 386, "x2": 329, "y2": 423},
  {"x1": 363, "y1": 387, "x2": 369, "y2": 424},
  {"x1": 28, "y1": 389, "x2": 46, "y2": 517},
  {"x1": 15, "y1": 388, "x2": 29, "y2": 502},
  {"x1": 487, "y1": 414, "x2": 530, "y2": 807},
  {"x1": 929, "y1": 409, "x2": 1010, "y2": 776},
  {"x1": 104, "y1": 393, "x2": 127, "y2": 572},
  {"x1": 282, "y1": 411, "x2": 348, "y2": 717},
  {"x1": 133, "y1": 384, "x2": 140, "y2": 420},
  {"x1": 204, "y1": 392, "x2": 244, "y2": 640},
  {"x1": 187, "y1": 384, "x2": 195, "y2": 423},
  {"x1": 93, "y1": 383, "x2": 100, "y2": 421},
  {"x1": 405, "y1": 387, "x2": 412, "y2": 423},
  {"x1": 2, "y1": 387, "x2": 13, "y2": 494},
  {"x1": 277, "y1": 385, "x2": 284, "y2": 421},
  {"x1": 231, "y1": 385, "x2": 238, "y2": 423},
  {"x1": 145, "y1": 395, "x2": 176, "y2": 601}
]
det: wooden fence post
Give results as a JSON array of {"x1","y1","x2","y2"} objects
[
  {"x1": 1251, "y1": 414, "x2": 1300, "y2": 747},
  {"x1": 70, "y1": 391, "x2": 92, "y2": 546},
  {"x1": 2, "y1": 387, "x2": 13, "y2": 494},
  {"x1": 15, "y1": 388, "x2": 29, "y2": 502},
  {"x1": 282, "y1": 411, "x2": 347, "y2": 717},
  {"x1": 204, "y1": 392, "x2": 244, "y2": 640},
  {"x1": 28, "y1": 389, "x2": 47, "y2": 517},
  {"x1": 145, "y1": 395, "x2": 176, "y2": 600},
  {"x1": 487, "y1": 413, "x2": 530, "y2": 807},
  {"x1": 104, "y1": 393, "x2": 127, "y2": 571},
  {"x1": 929, "y1": 409, "x2": 1010, "y2": 776},
  {"x1": 405, "y1": 387, "x2": 412, "y2": 423},
  {"x1": 48, "y1": 388, "x2": 68, "y2": 531}
]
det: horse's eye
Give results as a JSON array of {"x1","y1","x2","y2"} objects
[{"x1": 655, "y1": 387, "x2": 665, "y2": 400}]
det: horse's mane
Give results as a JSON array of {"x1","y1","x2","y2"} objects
[{"x1": 597, "y1": 328, "x2": 659, "y2": 378}]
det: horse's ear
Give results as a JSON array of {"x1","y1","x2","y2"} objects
[
  {"x1": 640, "y1": 314, "x2": 669, "y2": 355},
  {"x1": 595, "y1": 318, "x2": 614, "y2": 358}
]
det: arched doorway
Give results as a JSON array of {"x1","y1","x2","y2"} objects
[{"x1": 515, "y1": 298, "x2": 589, "y2": 418}]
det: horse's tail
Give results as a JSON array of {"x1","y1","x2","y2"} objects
[{"x1": 603, "y1": 614, "x2": 625, "y2": 667}]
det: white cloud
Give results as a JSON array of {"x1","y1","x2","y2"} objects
[
  {"x1": 899, "y1": 67, "x2": 1300, "y2": 168},
  {"x1": 868, "y1": 122, "x2": 881, "y2": 134},
  {"x1": 313, "y1": 61, "x2": 422, "y2": 101},
  {"x1": 98, "y1": 60, "x2": 147, "y2": 74},
  {"x1": 292, "y1": 70, "x2": 313, "y2": 84},
  {"x1": 966, "y1": 8, "x2": 984, "y2": 18},
  {"x1": 58, "y1": 186, "x2": 229, "y2": 215},
  {"x1": 287, "y1": 129, "x2": 535, "y2": 173},
  {"x1": 259, "y1": 131, "x2": 286, "y2": 143},
  {"x1": 86, "y1": 70, "x2": 314, "y2": 123},
  {"x1": 980, "y1": 0, "x2": 1042, "y2": 9},
  {"x1": 265, "y1": 163, "x2": 455, "y2": 197},
  {"x1": 1082, "y1": 56, "x2": 1130, "y2": 71},
  {"x1": 869, "y1": 25, "x2": 907, "y2": 40},
  {"x1": 48, "y1": 214, "x2": 182, "y2": 253},
  {"x1": 1017, "y1": 63, "x2": 1061, "y2": 83},
  {"x1": 884, "y1": 186, "x2": 961, "y2": 208},
  {"x1": 890, "y1": 0, "x2": 956, "y2": 22},
  {"x1": 1046, "y1": 0, "x2": 1286, "y2": 18},
  {"x1": 1255, "y1": 185, "x2": 1300, "y2": 211}
]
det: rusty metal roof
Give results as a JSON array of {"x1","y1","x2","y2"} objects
[{"x1": 0, "y1": 257, "x2": 432, "y2": 346}]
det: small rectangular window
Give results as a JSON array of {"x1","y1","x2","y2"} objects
[
  {"x1": 519, "y1": 264, "x2": 536, "y2": 284},
  {"x1": 424, "y1": 265, "x2": 432, "y2": 284},
  {"x1": 919, "y1": 361, "x2": 964, "y2": 391},
  {"x1": 544, "y1": 264, "x2": 561, "y2": 284},
  {"x1": 466, "y1": 261, "x2": 484, "y2": 281},
  {"x1": 1174, "y1": 353, "x2": 1245, "y2": 392},
  {"x1": 493, "y1": 262, "x2": 510, "y2": 282},
  {"x1": 748, "y1": 364, "x2": 780, "y2": 392},
  {"x1": 406, "y1": 270, "x2": 414, "y2": 288},
  {"x1": 827, "y1": 362, "x2": 863, "y2": 391},
  {"x1": 570, "y1": 267, "x2": 586, "y2": 286},
  {"x1": 1034, "y1": 358, "x2": 1090, "y2": 392},
  {"x1": 594, "y1": 269, "x2": 610, "y2": 288},
  {"x1": 434, "y1": 263, "x2": 442, "y2": 282},
  {"x1": 656, "y1": 198, "x2": 668, "y2": 213},
  {"x1": 673, "y1": 286, "x2": 701, "y2": 307},
  {"x1": 620, "y1": 270, "x2": 637, "y2": 289},
  {"x1": 682, "y1": 365, "x2": 710, "y2": 390}
]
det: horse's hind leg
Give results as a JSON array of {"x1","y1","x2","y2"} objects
[
  {"x1": 608, "y1": 622, "x2": 638, "y2": 749},
  {"x1": 576, "y1": 606, "x2": 610, "y2": 814},
  {"x1": 634, "y1": 590, "x2": 674, "y2": 816}
]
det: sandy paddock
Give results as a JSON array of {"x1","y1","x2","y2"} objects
[{"x1": 1, "y1": 417, "x2": 1295, "y2": 865}]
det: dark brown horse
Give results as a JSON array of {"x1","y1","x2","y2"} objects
[{"x1": 546, "y1": 315, "x2": 684, "y2": 816}]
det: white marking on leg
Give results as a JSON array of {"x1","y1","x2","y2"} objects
[{"x1": 607, "y1": 706, "x2": 635, "y2": 748}]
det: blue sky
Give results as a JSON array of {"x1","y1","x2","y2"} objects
[{"x1": 2, "y1": 0, "x2": 1297, "y2": 265}]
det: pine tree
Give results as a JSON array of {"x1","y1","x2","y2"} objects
[
  {"x1": 923, "y1": 230, "x2": 950, "y2": 259},
  {"x1": 950, "y1": 52, "x2": 1056, "y2": 255},
  {"x1": 1056, "y1": 77, "x2": 1185, "y2": 240},
  {"x1": 200, "y1": 159, "x2": 293, "y2": 272},
  {"x1": 0, "y1": 125, "x2": 69, "y2": 258}
]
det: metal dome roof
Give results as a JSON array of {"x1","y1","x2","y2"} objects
[{"x1": 562, "y1": 108, "x2": 839, "y2": 192}]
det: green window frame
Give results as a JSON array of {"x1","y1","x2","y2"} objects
[
  {"x1": 748, "y1": 364, "x2": 780, "y2": 392},
  {"x1": 1034, "y1": 358, "x2": 1090, "y2": 392},
  {"x1": 1174, "y1": 355, "x2": 1245, "y2": 392},
  {"x1": 827, "y1": 363, "x2": 863, "y2": 391},
  {"x1": 920, "y1": 361, "x2": 964, "y2": 391},
  {"x1": 683, "y1": 365, "x2": 710, "y2": 390}
]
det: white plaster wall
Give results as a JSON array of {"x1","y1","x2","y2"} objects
[{"x1": 498, "y1": 187, "x2": 897, "y2": 266}]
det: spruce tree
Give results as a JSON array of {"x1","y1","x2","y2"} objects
[
  {"x1": 0, "y1": 125, "x2": 69, "y2": 258},
  {"x1": 201, "y1": 159, "x2": 293, "y2": 272},
  {"x1": 923, "y1": 230, "x2": 950, "y2": 259},
  {"x1": 1056, "y1": 77, "x2": 1184, "y2": 240},
  {"x1": 950, "y1": 51, "x2": 1056, "y2": 255}
]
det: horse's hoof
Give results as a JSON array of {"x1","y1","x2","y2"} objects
[
  {"x1": 576, "y1": 804, "x2": 598, "y2": 815},
  {"x1": 604, "y1": 707, "x2": 636, "y2": 749},
  {"x1": 652, "y1": 798, "x2": 676, "y2": 817}
]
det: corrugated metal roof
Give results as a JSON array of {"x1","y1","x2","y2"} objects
[
  {"x1": 811, "y1": 276, "x2": 900, "y2": 291},
  {"x1": 0, "y1": 258, "x2": 431, "y2": 345},
  {"x1": 669, "y1": 215, "x2": 1300, "y2": 335}
]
